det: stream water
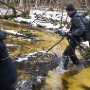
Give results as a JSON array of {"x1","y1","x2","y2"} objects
[
  {"x1": 2, "y1": 22, "x2": 90, "y2": 90},
  {"x1": 45, "y1": 66, "x2": 90, "y2": 90}
]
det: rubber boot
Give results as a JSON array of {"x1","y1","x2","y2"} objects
[
  {"x1": 70, "y1": 55, "x2": 84, "y2": 71},
  {"x1": 70, "y1": 55, "x2": 80, "y2": 66},
  {"x1": 63, "y1": 56, "x2": 69, "y2": 70}
]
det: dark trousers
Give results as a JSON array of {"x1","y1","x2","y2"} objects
[
  {"x1": 0, "y1": 58, "x2": 17, "y2": 90},
  {"x1": 7, "y1": 84, "x2": 16, "y2": 90},
  {"x1": 63, "y1": 39, "x2": 80, "y2": 65}
]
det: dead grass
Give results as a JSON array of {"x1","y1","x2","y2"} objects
[
  {"x1": 5, "y1": 31, "x2": 67, "y2": 57},
  {"x1": 1, "y1": 19, "x2": 68, "y2": 57}
]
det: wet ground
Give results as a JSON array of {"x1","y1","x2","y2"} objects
[{"x1": 1, "y1": 20, "x2": 90, "y2": 90}]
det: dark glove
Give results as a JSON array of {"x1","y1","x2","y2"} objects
[{"x1": 67, "y1": 33, "x2": 75, "y2": 39}]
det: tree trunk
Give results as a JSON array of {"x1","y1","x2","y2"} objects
[
  {"x1": 0, "y1": 0, "x2": 17, "y2": 16},
  {"x1": 35, "y1": 0, "x2": 38, "y2": 8},
  {"x1": 20, "y1": 0, "x2": 24, "y2": 7}
]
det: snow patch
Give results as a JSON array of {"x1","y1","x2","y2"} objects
[
  {"x1": 4, "y1": 30, "x2": 23, "y2": 35},
  {"x1": 15, "y1": 51, "x2": 46, "y2": 62},
  {"x1": 16, "y1": 57, "x2": 28, "y2": 62},
  {"x1": 6, "y1": 44, "x2": 20, "y2": 47},
  {"x1": 15, "y1": 9, "x2": 70, "y2": 29}
]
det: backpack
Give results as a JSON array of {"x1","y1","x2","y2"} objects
[{"x1": 81, "y1": 16, "x2": 90, "y2": 41}]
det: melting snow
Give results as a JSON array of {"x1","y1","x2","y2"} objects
[
  {"x1": 15, "y1": 9, "x2": 70, "y2": 29},
  {"x1": 4, "y1": 30, "x2": 23, "y2": 35},
  {"x1": 15, "y1": 17, "x2": 36, "y2": 23},
  {"x1": 6, "y1": 44, "x2": 20, "y2": 47},
  {"x1": 85, "y1": 15, "x2": 90, "y2": 19},
  {"x1": 16, "y1": 57, "x2": 28, "y2": 62},
  {"x1": 15, "y1": 51, "x2": 46, "y2": 62}
]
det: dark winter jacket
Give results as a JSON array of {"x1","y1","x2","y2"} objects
[
  {"x1": 0, "y1": 31, "x2": 17, "y2": 90},
  {"x1": 70, "y1": 11, "x2": 85, "y2": 37},
  {"x1": 0, "y1": 31, "x2": 9, "y2": 59},
  {"x1": 0, "y1": 31, "x2": 7, "y2": 40}
]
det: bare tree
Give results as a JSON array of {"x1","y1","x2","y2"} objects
[
  {"x1": 0, "y1": 0, "x2": 17, "y2": 16},
  {"x1": 35, "y1": 0, "x2": 38, "y2": 8}
]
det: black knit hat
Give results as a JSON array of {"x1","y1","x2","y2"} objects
[{"x1": 66, "y1": 3, "x2": 75, "y2": 11}]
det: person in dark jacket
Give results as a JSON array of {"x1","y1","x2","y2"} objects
[
  {"x1": 63, "y1": 3, "x2": 85, "y2": 70},
  {"x1": 0, "y1": 31, "x2": 17, "y2": 90}
]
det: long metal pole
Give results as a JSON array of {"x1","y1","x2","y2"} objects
[{"x1": 46, "y1": 36, "x2": 65, "y2": 52}]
